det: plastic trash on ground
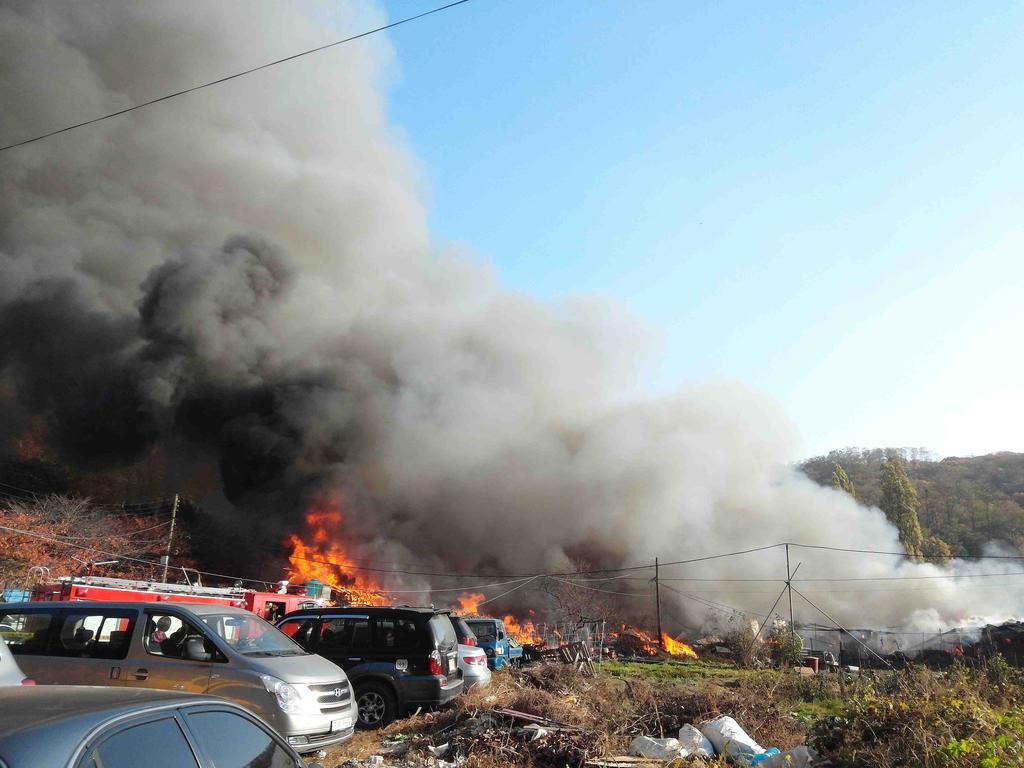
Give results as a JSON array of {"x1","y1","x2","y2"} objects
[
  {"x1": 627, "y1": 736, "x2": 688, "y2": 759},
  {"x1": 700, "y1": 715, "x2": 765, "y2": 765},
  {"x1": 751, "y1": 747, "x2": 781, "y2": 764},
  {"x1": 678, "y1": 724, "x2": 714, "y2": 757},
  {"x1": 752, "y1": 745, "x2": 820, "y2": 767},
  {"x1": 522, "y1": 724, "x2": 549, "y2": 741}
]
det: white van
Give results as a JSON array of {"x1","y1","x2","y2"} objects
[{"x1": 0, "y1": 601, "x2": 355, "y2": 752}]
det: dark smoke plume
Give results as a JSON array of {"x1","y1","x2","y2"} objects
[{"x1": 1, "y1": 0, "x2": 1021, "y2": 631}]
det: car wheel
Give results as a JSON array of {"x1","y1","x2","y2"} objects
[{"x1": 355, "y1": 682, "x2": 397, "y2": 729}]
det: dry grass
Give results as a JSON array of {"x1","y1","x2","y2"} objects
[
  {"x1": 320, "y1": 660, "x2": 1024, "y2": 767},
  {"x1": 322, "y1": 664, "x2": 810, "y2": 766}
]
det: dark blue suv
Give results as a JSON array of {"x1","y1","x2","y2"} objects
[{"x1": 277, "y1": 606, "x2": 463, "y2": 728}]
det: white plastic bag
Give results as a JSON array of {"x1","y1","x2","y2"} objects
[
  {"x1": 678, "y1": 724, "x2": 714, "y2": 758},
  {"x1": 700, "y1": 715, "x2": 764, "y2": 764},
  {"x1": 627, "y1": 736, "x2": 687, "y2": 759}
]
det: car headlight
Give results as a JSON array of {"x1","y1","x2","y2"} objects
[
  {"x1": 259, "y1": 675, "x2": 318, "y2": 715},
  {"x1": 484, "y1": 647, "x2": 494, "y2": 656}
]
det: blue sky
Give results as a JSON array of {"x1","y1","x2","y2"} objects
[{"x1": 373, "y1": 0, "x2": 1023, "y2": 458}]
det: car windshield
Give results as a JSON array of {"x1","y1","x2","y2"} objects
[
  {"x1": 200, "y1": 613, "x2": 308, "y2": 656},
  {"x1": 465, "y1": 621, "x2": 496, "y2": 642}
]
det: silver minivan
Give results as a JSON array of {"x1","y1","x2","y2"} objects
[{"x1": 0, "y1": 601, "x2": 355, "y2": 752}]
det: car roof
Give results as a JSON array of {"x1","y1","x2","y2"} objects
[
  {"x1": 0, "y1": 687, "x2": 240, "y2": 767},
  {"x1": 0, "y1": 601, "x2": 252, "y2": 616},
  {"x1": 282, "y1": 604, "x2": 448, "y2": 617},
  {"x1": 0, "y1": 686, "x2": 215, "y2": 738}
]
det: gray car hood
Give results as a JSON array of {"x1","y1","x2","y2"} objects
[{"x1": 238, "y1": 651, "x2": 348, "y2": 685}]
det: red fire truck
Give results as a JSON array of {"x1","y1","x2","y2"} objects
[{"x1": 30, "y1": 575, "x2": 331, "y2": 622}]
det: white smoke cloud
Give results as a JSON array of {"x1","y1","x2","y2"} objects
[{"x1": 1, "y1": 0, "x2": 1020, "y2": 633}]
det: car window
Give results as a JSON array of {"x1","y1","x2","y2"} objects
[
  {"x1": 276, "y1": 617, "x2": 316, "y2": 648},
  {"x1": 57, "y1": 611, "x2": 136, "y2": 659},
  {"x1": 185, "y1": 710, "x2": 296, "y2": 768},
  {"x1": 374, "y1": 617, "x2": 420, "y2": 650},
  {"x1": 465, "y1": 621, "x2": 496, "y2": 642},
  {"x1": 318, "y1": 617, "x2": 370, "y2": 654},
  {"x1": 145, "y1": 613, "x2": 218, "y2": 660},
  {"x1": 428, "y1": 614, "x2": 458, "y2": 648},
  {"x1": 81, "y1": 717, "x2": 199, "y2": 768},
  {"x1": 0, "y1": 611, "x2": 55, "y2": 655},
  {"x1": 199, "y1": 614, "x2": 306, "y2": 657},
  {"x1": 261, "y1": 601, "x2": 286, "y2": 623}
]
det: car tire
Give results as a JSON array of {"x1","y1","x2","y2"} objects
[{"x1": 355, "y1": 682, "x2": 397, "y2": 729}]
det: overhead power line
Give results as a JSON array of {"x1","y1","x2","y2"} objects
[
  {"x1": 380, "y1": 576, "x2": 537, "y2": 595},
  {"x1": 478, "y1": 575, "x2": 542, "y2": 606},
  {"x1": 660, "y1": 582, "x2": 765, "y2": 619},
  {"x1": 281, "y1": 542, "x2": 786, "y2": 580},
  {"x1": 794, "y1": 570, "x2": 1024, "y2": 582},
  {"x1": 547, "y1": 575, "x2": 649, "y2": 598},
  {"x1": 0, "y1": 0, "x2": 475, "y2": 154},
  {"x1": 786, "y1": 541, "x2": 1024, "y2": 561}
]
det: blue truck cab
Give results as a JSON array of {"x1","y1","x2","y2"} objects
[{"x1": 464, "y1": 618, "x2": 523, "y2": 670}]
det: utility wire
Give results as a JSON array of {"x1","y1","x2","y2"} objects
[
  {"x1": 791, "y1": 585, "x2": 895, "y2": 671},
  {"x1": 547, "y1": 575, "x2": 650, "y2": 598},
  {"x1": 0, "y1": 523, "x2": 266, "y2": 588},
  {"x1": 282, "y1": 543, "x2": 785, "y2": 580},
  {"x1": 744, "y1": 583, "x2": 790, "y2": 659},
  {"x1": 379, "y1": 576, "x2": 537, "y2": 595},
  {"x1": 478, "y1": 574, "x2": 542, "y2": 606},
  {"x1": 33, "y1": 519, "x2": 174, "y2": 542},
  {"x1": 0, "y1": 0, "x2": 474, "y2": 154},
  {"x1": 660, "y1": 582, "x2": 764, "y2": 619},
  {"x1": 4, "y1": 517, "x2": 784, "y2": 584},
  {"x1": 787, "y1": 541, "x2": 1024, "y2": 561},
  {"x1": 794, "y1": 571, "x2": 1024, "y2": 582},
  {"x1": 0, "y1": 523, "x2": 556, "y2": 597}
]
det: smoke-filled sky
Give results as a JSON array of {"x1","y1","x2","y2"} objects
[
  {"x1": 1, "y1": 0, "x2": 1022, "y2": 631},
  {"x1": 380, "y1": 0, "x2": 1024, "y2": 459}
]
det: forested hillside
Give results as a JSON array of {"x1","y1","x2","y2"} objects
[{"x1": 800, "y1": 449, "x2": 1024, "y2": 556}]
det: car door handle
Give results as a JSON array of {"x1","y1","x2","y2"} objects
[
  {"x1": 132, "y1": 668, "x2": 149, "y2": 680},
  {"x1": 347, "y1": 657, "x2": 362, "y2": 662}
]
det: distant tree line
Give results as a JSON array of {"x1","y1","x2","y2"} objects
[{"x1": 801, "y1": 448, "x2": 1024, "y2": 557}]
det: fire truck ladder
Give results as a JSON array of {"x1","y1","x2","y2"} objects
[{"x1": 57, "y1": 575, "x2": 249, "y2": 598}]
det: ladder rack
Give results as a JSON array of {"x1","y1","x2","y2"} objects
[{"x1": 57, "y1": 575, "x2": 249, "y2": 598}]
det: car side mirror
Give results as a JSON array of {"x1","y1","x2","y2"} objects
[{"x1": 184, "y1": 638, "x2": 212, "y2": 661}]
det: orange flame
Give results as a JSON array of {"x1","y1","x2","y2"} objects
[
  {"x1": 451, "y1": 593, "x2": 541, "y2": 644},
  {"x1": 452, "y1": 592, "x2": 485, "y2": 615},
  {"x1": 630, "y1": 626, "x2": 661, "y2": 655},
  {"x1": 662, "y1": 632, "x2": 698, "y2": 659},
  {"x1": 286, "y1": 495, "x2": 390, "y2": 606},
  {"x1": 502, "y1": 611, "x2": 543, "y2": 645},
  {"x1": 612, "y1": 625, "x2": 694, "y2": 658}
]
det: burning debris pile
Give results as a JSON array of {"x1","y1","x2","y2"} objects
[{"x1": 611, "y1": 625, "x2": 697, "y2": 660}]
